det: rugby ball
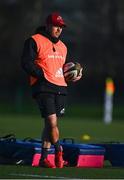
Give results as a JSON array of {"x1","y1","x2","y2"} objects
[{"x1": 63, "y1": 62, "x2": 82, "y2": 82}]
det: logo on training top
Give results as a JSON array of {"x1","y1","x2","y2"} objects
[
  {"x1": 55, "y1": 68, "x2": 63, "y2": 77},
  {"x1": 48, "y1": 54, "x2": 64, "y2": 60}
]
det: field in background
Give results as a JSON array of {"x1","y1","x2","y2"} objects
[
  {"x1": 1, "y1": 101, "x2": 124, "y2": 119},
  {"x1": 0, "y1": 103, "x2": 124, "y2": 179}
]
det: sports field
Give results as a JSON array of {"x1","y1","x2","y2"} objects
[{"x1": 0, "y1": 104, "x2": 124, "y2": 179}]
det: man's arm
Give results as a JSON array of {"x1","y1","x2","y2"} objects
[{"x1": 21, "y1": 38, "x2": 44, "y2": 78}]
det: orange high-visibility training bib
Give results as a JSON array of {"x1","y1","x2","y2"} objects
[{"x1": 30, "y1": 34, "x2": 67, "y2": 86}]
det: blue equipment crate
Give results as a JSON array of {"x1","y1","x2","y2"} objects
[
  {"x1": 60, "y1": 138, "x2": 105, "y2": 167},
  {"x1": 91, "y1": 143, "x2": 124, "y2": 167}
]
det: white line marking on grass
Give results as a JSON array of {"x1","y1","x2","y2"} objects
[
  {"x1": 9, "y1": 173, "x2": 66, "y2": 179},
  {"x1": 9, "y1": 173, "x2": 83, "y2": 179}
]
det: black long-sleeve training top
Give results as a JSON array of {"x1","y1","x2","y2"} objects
[{"x1": 21, "y1": 26, "x2": 67, "y2": 97}]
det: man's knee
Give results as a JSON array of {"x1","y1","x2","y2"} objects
[{"x1": 45, "y1": 114, "x2": 57, "y2": 129}]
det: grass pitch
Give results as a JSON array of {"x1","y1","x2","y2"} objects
[{"x1": 0, "y1": 107, "x2": 124, "y2": 179}]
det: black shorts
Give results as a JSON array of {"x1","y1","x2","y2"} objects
[{"x1": 35, "y1": 92, "x2": 67, "y2": 118}]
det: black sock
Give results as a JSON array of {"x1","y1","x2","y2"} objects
[
  {"x1": 54, "y1": 141, "x2": 61, "y2": 153},
  {"x1": 40, "y1": 148, "x2": 49, "y2": 161}
]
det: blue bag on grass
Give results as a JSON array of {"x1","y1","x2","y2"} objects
[{"x1": 0, "y1": 134, "x2": 35, "y2": 165}]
